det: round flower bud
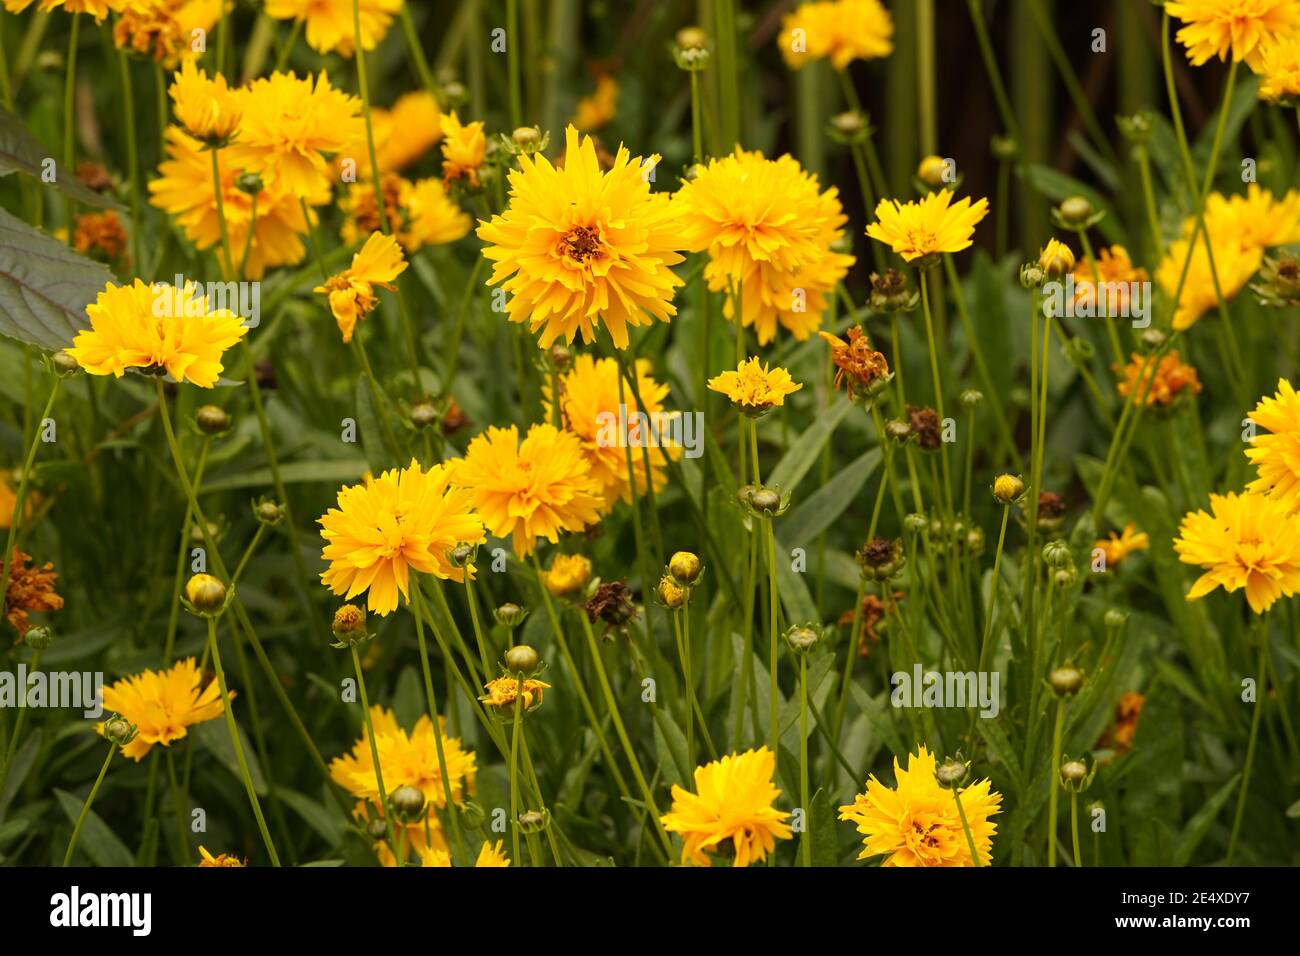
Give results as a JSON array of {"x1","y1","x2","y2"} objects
[
  {"x1": 784, "y1": 624, "x2": 820, "y2": 655},
  {"x1": 366, "y1": 818, "x2": 388, "y2": 841},
  {"x1": 990, "y1": 134, "x2": 1017, "y2": 159},
  {"x1": 656, "y1": 575, "x2": 688, "y2": 609},
  {"x1": 917, "y1": 155, "x2": 947, "y2": 188},
  {"x1": 1104, "y1": 608, "x2": 1129, "y2": 629},
  {"x1": 903, "y1": 512, "x2": 927, "y2": 534},
  {"x1": 992, "y1": 474, "x2": 1024, "y2": 504},
  {"x1": 518, "y1": 810, "x2": 546, "y2": 832},
  {"x1": 676, "y1": 26, "x2": 707, "y2": 49},
  {"x1": 196, "y1": 405, "x2": 231, "y2": 435},
  {"x1": 103, "y1": 715, "x2": 137, "y2": 746},
  {"x1": 389, "y1": 785, "x2": 426, "y2": 823},
  {"x1": 462, "y1": 801, "x2": 487, "y2": 829},
  {"x1": 1042, "y1": 540, "x2": 1072, "y2": 568},
  {"x1": 410, "y1": 402, "x2": 438, "y2": 429},
  {"x1": 1038, "y1": 238, "x2": 1076, "y2": 279},
  {"x1": 736, "y1": 484, "x2": 756, "y2": 507},
  {"x1": 24, "y1": 625, "x2": 53, "y2": 650},
  {"x1": 965, "y1": 526, "x2": 986, "y2": 555},
  {"x1": 856, "y1": 537, "x2": 905, "y2": 581},
  {"x1": 254, "y1": 499, "x2": 283, "y2": 525},
  {"x1": 750, "y1": 487, "x2": 781, "y2": 514},
  {"x1": 442, "y1": 80, "x2": 466, "y2": 104},
  {"x1": 494, "y1": 602, "x2": 527, "y2": 629},
  {"x1": 236, "y1": 172, "x2": 264, "y2": 195},
  {"x1": 1057, "y1": 195, "x2": 1093, "y2": 225},
  {"x1": 668, "y1": 551, "x2": 703, "y2": 586},
  {"x1": 1019, "y1": 262, "x2": 1046, "y2": 289},
  {"x1": 548, "y1": 344, "x2": 571, "y2": 371},
  {"x1": 1048, "y1": 665, "x2": 1085, "y2": 698},
  {"x1": 448, "y1": 543, "x2": 476, "y2": 569},
  {"x1": 1139, "y1": 328, "x2": 1166, "y2": 350},
  {"x1": 869, "y1": 269, "x2": 917, "y2": 313},
  {"x1": 884, "y1": 419, "x2": 913, "y2": 443},
  {"x1": 935, "y1": 757, "x2": 968, "y2": 789},
  {"x1": 511, "y1": 126, "x2": 541, "y2": 148},
  {"x1": 830, "y1": 110, "x2": 866, "y2": 138},
  {"x1": 184, "y1": 573, "x2": 227, "y2": 614},
  {"x1": 52, "y1": 351, "x2": 81, "y2": 377},
  {"x1": 1053, "y1": 566, "x2": 1078, "y2": 588},
  {"x1": 1060, "y1": 760, "x2": 1088, "y2": 786},
  {"x1": 960, "y1": 389, "x2": 984, "y2": 409},
  {"x1": 504, "y1": 644, "x2": 540, "y2": 677},
  {"x1": 332, "y1": 604, "x2": 367, "y2": 644}
]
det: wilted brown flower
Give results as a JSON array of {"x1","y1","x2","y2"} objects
[
  {"x1": 838, "y1": 591, "x2": 904, "y2": 657},
  {"x1": 819, "y1": 326, "x2": 890, "y2": 401},
  {"x1": 441, "y1": 398, "x2": 470, "y2": 436},
  {"x1": 75, "y1": 161, "x2": 114, "y2": 192},
  {"x1": 3, "y1": 549, "x2": 64, "y2": 640},
  {"x1": 585, "y1": 580, "x2": 638, "y2": 629},
  {"x1": 1097, "y1": 691, "x2": 1145, "y2": 757},
  {"x1": 907, "y1": 405, "x2": 942, "y2": 450}
]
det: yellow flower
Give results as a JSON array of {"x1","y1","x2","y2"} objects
[
  {"x1": 0, "y1": 472, "x2": 35, "y2": 531},
  {"x1": 99, "y1": 658, "x2": 228, "y2": 761},
  {"x1": 660, "y1": 747, "x2": 792, "y2": 867},
  {"x1": 313, "y1": 231, "x2": 408, "y2": 343},
  {"x1": 778, "y1": 0, "x2": 894, "y2": 70},
  {"x1": 150, "y1": 126, "x2": 316, "y2": 280},
  {"x1": 708, "y1": 357, "x2": 803, "y2": 411},
  {"x1": 340, "y1": 90, "x2": 443, "y2": 177},
  {"x1": 113, "y1": 0, "x2": 223, "y2": 68},
  {"x1": 331, "y1": 705, "x2": 477, "y2": 862},
  {"x1": 480, "y1": 675, "x2": 551, "y2": 711},
  {"x1": 66, "y1": 279, "x2": 247, "y2": 387},
  {"x1": 1246, "y1": 378, "x2": 1300, "y2": 510},
  {"x1": 440, "y1": 110, "x2": 487, "y2": 188},
  {"x1": 197, "y1": 846, "x2": 245, "y2": 867},
  {"x1": 1175, "y1": 490, "x2": 1300, "y2": 612},
  {"x1": 1113, "y1": 350, "x2": 1202, "y2": 407},
  {"x1": 544, "y1": 354, "x2": 680, "y2": 506},
  {"x1": 1038, "y1": 237, "x2": 1076, "y2": 277},
  {"x1": 3, "y1": 0, "x2": 126, "y2": 21},
  {"x1": 264, "y1": 0, "x2": 401, "y2": 57},
  {"x1": 318, "y1": 459, "x2": 485, "y2": 616},
  {"x1": 1258, "y1": 34, "x2": 1300, "y2": 101},
  {"x1": 573, "y1": 74, "x2": 619, "y2": 131},
  {"x1": 1166, "y1": 0, "x2": 1300, "y2": 68},
  {"x1": 417, "y1": 840, "x2": 510, "y2": 867},
  {"x1": 674, "y1": 149, "x2": 854, "y2": 344},
  {"x1": 168, "y1": 59, "x2": 241, "y2": 145},
  {"x1": 542, "y1": 553, "x2": 593, "y2": 597},
  {"x1": 403, "y1": 177, "x2": 472, "y2": 249},
  {"x1": 73, "y1": 210, "x2": 128, "y2": 262},
  {"x1": 1071, "y1": 245, "x2": 1148, "y2": 315},
  {"x1": 838, "y1": 745, "x2": 1002, "y2": 866},
  {"x1": 1157, "y1": 233, "x2": 1261, "y2": 330},
  {"x1": 227, "y1": 70, "x2": 363, "y2": 199},
  {"x1": 1202, "y1": 184, "x2": 1300, "y2": 250},
  {"x1": 454, "y1": 424, "x2": 604, "y2": 558},
  {"x1": 478, "y1": 126, "x2": 685, "y2": 349},
  {"x1": 866, "y1": 190, "x2": 989, "y2": 262},
  {"x1": 1095, "y1": 523, "x2": 1150, "y2": 569}
]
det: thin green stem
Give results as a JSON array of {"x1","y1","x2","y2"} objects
[
  {"x1": 952, "y1": 785, "x2": 982, "y2": 867},
  {"x1": 798, "y1": 653, "x2": 810, "y2": 867},
  {"x1": 1047, "y1": 698, "x2": 1066, "y2": 867},
  {"x1": 351, "y1": 643, "x2": 399, "y2": 858},
  {"x1": 1227, "y1": 635, "x2": 1268, "y2": 865},
  {"x1": 410, "y1": 584, "x2": 466, "y2": 862},
  {"x1": 62, "y1": 742, "x2": 115, "y2": 866}
]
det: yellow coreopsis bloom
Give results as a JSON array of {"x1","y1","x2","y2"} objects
[
  {"x1": 3, "y1": 0, "x2": 126, "y2": 21},
  {"x1": 674, "y1": 149, "x2": 854, "y2": 344},
  {"x1": 1246, "y1": 378, "x2": 1300, "y2": 510},
  {"x1": 66, "y1": 279, "x2": 247, "y2": 387},
  {"x1": 1202, "y1": 184, "x2": 1300, "y2": 250},
  {"x1": 573, "y1": 74, "x2": 619, "y2": 131},
  {"x1": 838, "y1": 745, "x2": 1002, "y2": 866},
  {"x1": 440, "y1": 110, "x2": 486, "y2": 188},
  {"x1": 543, "y1": 354, "x2": 680, "y2": 506},
  {"x1": 542, "y1": 553, "x2": 593, "y2": 597},
  {"x1": 1175, "y1": 490, "x2": 1300, "y2": 612},
  {"x1": 480, "y1": 675, "x2": 551, "y2": 711},
  {"x1": 1258, "y1": 35, "x2": 1300, "y2": 100},
  {"x1": 197, "y1": 846, "x2": 245, "y2": 867},
  {"x1": 1113, "y1": 350, "x2": 1202, "y2": 408},
  {"x1": 403, "y1": 177, "x2": 473, "y2": 249},
  {"x1": 478, "y1": 126, "x2": 685, "y2": 349},
  {"x1": 778, "y1": 0, "x2": 894, "y2": 70},
  {"x1": 314, "y1": 231, "x2": 408, "y2": 343},
  {"x1": 99, "y1": 658, "x2": 227, "y2": 761},
  {"x1": 318, "y1": 460, "x2": 485, "y2": 616},
  {"x1": 1038, "y1": 237, "x2": 1075, "y2": 277},
  {"x1": 866, "y1": 190, "x2": 989, "y2": 262},
  {"x1": 660, "y1": 748, "x2": 793, "y2": 867},
  {"x1": 417, "y1": 840, "x2": 511, "y2": 867},
  {"x1": 168, "y1": 59, "x2": 241, "y2": 145},
  {"x1": 113, "y1": 0, "x2": 223, "y2": 68},
  {"x1": 340, "y1": 90, "x2": 443, "y2": 177},
  {"x1": 1167, "y1": 0, "x2": 1300, "y2": 68},
  {"x1": 1072, "y1": 245, "x2": 1148, "y2": 314},
  {"x1": 1157, "y1": 233, "x2": 1262, "y2": 330},
  {"x1": 264, "y1": 0, "x2": 402, "y2": 57},
  {"x1": 227, "y1": 70, "x2": 363, "y2": 198},
  {"x1": 453, "y1": 424, "x2": 605, "y2": 558},
  {"x1": 1095, "y1": 523, "x2": 1150, "y2": 569},
  {"x1": 708, "y1": 357, "x2": 803, "y2": 412},
  {"x1": 150, "y1": 126, "x2": 316, "y2": 280}
]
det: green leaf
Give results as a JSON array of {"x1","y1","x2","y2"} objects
[
  {"x1": 766, "y1": 396, "x2": 853, "y2": 493},
  {"x1": 275, "y1": 786, "x2": 348, "y2": 846},
  {"x1": 1173, "y1": 773, "x2": 1240, "y2": 866},
  {"x1": 807, "y1": 787, "x2": 839, "y2": 867},
  {"x1": 0, "y1": 207, "x2": 114, "y2": 350},
  {"x1": 55, "y1": 787, "x2": 134, "y2": 867},
  {"x1": 200, "y1": 458, "x2": 369, "y2": 493},
  {"x1": 778, "y1": 449, "x2": 880, "y2": 546},
  {"x1": 1020, "y1": 164, "x2": 1125, "y2": 244},
  {"x1": 0, "y1": 730, "x2": 41, "y2": 818},
  {"x1": 192, "y1": 719, "x2": 268, "y2": 795},
  {"x1": 0, "y1": 106, "x2": 122, "y2": 210}
]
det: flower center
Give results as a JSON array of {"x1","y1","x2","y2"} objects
[{"x1": 561, "y1": 225, "x2": 604, "y2": 264}]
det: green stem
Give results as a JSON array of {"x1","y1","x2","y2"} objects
[
  {"x1": 1226, "y1": 635, "x2": 1268, "y2": 865},
  {"x1": 350, "y1": 643, "x2": 399, "y2": 859},
  {"x1": 508, "y1": 675, "x2": 523, "y2": 864},
  {"x1": 506, "y1": 0, "x2": 521, "y2": 126},
  {"x1": 62, "y1": 742, "x2": 115, "y2": 866},
  {"x1": 0, "y1": 379, "x2": 59, "y2": 635},
  {"x1": 1070, "y1": 791, "x2": 1082, "y2": 868},
  {"x1": 61, "y1": 13, "x2": 80, "y2": 228},
  {"x1": 952, "y1": 785, "x2": 982, "y2": 867},
  {"x1": 798, "y1": 654, "x2": 810, "y2": 867},
  {"x1": 208, "y1": 146, "x2": 235, "y2": 278},
  {"x1": 1047, "y1": 698, "x2": 1066, "y2": 866},
  {"x1": 208, "y1": 616, "x2": 280, "y2": 865}
]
